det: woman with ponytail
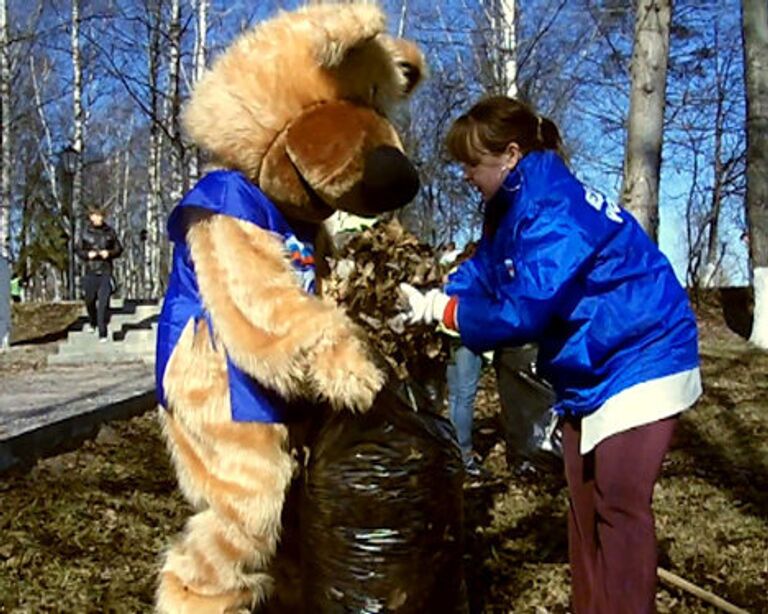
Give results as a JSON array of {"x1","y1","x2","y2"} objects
[{"x1": 399, "y1": 96, "x2": 701, "y2": 613}]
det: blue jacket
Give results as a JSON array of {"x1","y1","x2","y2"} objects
[
  {"x1": 447, "y1": 151, "x2": 699, "y2": 417},
  {"x1": 155, "y1": 170, "x2": 317, "y2": 422}
]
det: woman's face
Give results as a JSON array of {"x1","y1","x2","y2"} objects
[{"x1": 461, "y1": 143, "x2": 521, "y2": 201}]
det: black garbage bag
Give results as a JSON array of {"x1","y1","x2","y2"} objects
[
  {"x1": 494, "y1": 345, "x2": 563, "y2": 473},
  {"x1": 301, "y1": 379, "x2": 468, "y2": 613}
]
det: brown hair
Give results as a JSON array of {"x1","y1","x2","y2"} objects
[
  {"x1": 445, "y1": 95, "x2": 565, "y2": 164},
  {"x1": 87, "y1": 206, "x2": 106, "y2": 217}
]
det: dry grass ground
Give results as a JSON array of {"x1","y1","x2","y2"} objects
[{"x1": 0, "y1": 296, "x2": 765, "y2": 613}]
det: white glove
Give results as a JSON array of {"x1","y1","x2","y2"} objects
[{"x1": 399, "y1": 283, "x2": 450, "y2": 326}]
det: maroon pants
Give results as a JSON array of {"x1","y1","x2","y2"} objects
[{"x1": 563, "y1": 416, "x2": 677, "y2": 614}]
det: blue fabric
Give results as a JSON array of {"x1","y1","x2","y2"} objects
[
  {"x1": 446, "y1": 344, "x2": 483, "y2": 462},
  {"x1": 156, "y1": 170, "x2": 317, "y2": 423},
  {"x1": 446, "y1": 151, "x2": 699, "y2": 418}
]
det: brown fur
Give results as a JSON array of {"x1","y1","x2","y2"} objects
[
  {"x1": 157, "y1": 3, "x2": 424, "y2": 610},
  {"x1": 182, "y1": 3, "x2": 424, "y2": 191}
]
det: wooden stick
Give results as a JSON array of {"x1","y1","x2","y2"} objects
[{"x1": 658, "y1": 567, "x2": 750, "y2": 614}]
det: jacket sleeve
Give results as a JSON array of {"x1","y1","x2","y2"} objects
[
  {"x1": 108, "y1": 228, "x2": 123, "y2": 259},
  {"x1": 456, "y1": 193, "x2": 622, "y2": 353},
  {"x1": 445, "y1": 251, "x2": 493, "y2": 298},
  {"x1": 186, "y1": 212, "x2": 383, "y2": 412},
  {"x1": 75, "y1": 230, "x2": 91, "y2": 261}
]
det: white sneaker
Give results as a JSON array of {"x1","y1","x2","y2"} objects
[
  {"x1": 99, "y1": 337, "x2": 108, "y2": 343},
  {"x1": 87, "y1": 324, "x2": 97, "y2": 334}
]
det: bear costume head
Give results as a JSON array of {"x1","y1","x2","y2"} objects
[
  {"x1": 183, "y1": 2, "x2": 425, "y2": 223},
  {"x1": 155, "y1": 4, "x2": 427, "y2": 612}
]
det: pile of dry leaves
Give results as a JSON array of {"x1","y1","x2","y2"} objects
[{"x1": 325, "y1": 219, "x2": 451, "y2": 380}]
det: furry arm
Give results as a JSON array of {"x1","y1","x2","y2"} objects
[{"x1": 186, "y1": 213, "x2": 383, "y2": 412}]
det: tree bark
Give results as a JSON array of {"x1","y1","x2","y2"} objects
[
  {"x1": 145, "y1": 0, "x2": 163, "y2": 298},
  {"x1": 71, "y1": 0, "x2": 85, "y2": 299},
  {"x1": 189, "y1": 0, "x2": 208, "y2": 181},
  {"x1": 501, "y1": 0, "x2": 518, "y2": 97},
  {"x1": 620, "y1": 0, "x2": 672, "y2": 242},
  {"x1": 0, "y1": 0, "x2": 10, "y2": 261},
  {"x1": 163, "y1": 0, "x2": 183, "y2": 293},
  {"x1": 742, "y1": 0, "x2": 768, "y2": 347}
]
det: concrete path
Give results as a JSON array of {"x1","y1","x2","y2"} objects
[{"x1": 0, "y1": 361, "x2": 156, "y2": 473}]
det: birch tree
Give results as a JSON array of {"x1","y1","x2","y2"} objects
[
  {"x1": 188, "y1": 0, "x2": 208, "y2": 181},
  {"x1": 620, "y1": 0, "x2": 672, "y2": 242},
  {"x1": 161, "y1": 0, "x2": 183, "y2": 288},
  {"x1": 145, "y1": 0, "x2": 164, "y2": 298},
  {"x1": 0, "y1": 0, "x2": 9, "y2": 261},
  {"x1": 166, "y1": 0, "x2": 182, "y2": 202},
  {"x1": 70, "y1": 0, "x2": 85, "y2": 299},
  {"x1": 500, "y1": 0, "x2": 518, "y2": 97},
  {"x1": 742, "y1": 0, "x2": 768, "y2": 348},
  {"x1": 0, "y1": 0, "x2": 9, "y2": 348}
]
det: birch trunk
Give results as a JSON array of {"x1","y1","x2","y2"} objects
[
  {"x1": 0, "y1": 0, "x2": 9, "y2": 348},
  {"x1": 121, "y1": 148, "x2": 138, "y2": 299},
  {"x1": 742, "y1": 0, "x2": 768, "y2": 348},
  {"x1": 501, "y1": 0, "x2": 518, "y2": 97},
  {"x1": 163, "y1": 0, "x2": 183, "y2": 293},
  {"x1": 145, "y1": 2, "x2": 163, "y2": 298},
  {"x1": 71, "y1": 0, "x2": 85, "y2": 299},
  {"x1": 189, "y1": 0, "x2": 208, "y2": 181},
  {"x1": 0, "y1": 0, "x2": 10, "y2": 261},
  {"x1": 620, "y1": 0, "x2": 672, "y2": 242}
]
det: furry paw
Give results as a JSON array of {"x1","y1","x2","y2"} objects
[
  {"x1": 241, "y1": 571, "x2": 275, "y2": 603},
  {"x1": 156, "y1": 571, "x2": 254, "y2": 614},
  {"x1": 310, "y1": 333, "x2": 383, "y2": 412}
]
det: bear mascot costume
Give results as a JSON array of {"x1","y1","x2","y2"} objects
[{"x1": 153, "y1": 3, "x2": 425, "y2": 612}]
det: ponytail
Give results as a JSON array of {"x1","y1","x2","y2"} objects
[
  {"x1": 446, "y1": 96, "x2": 568, "y2": 164},
  {"x1": 537, "y1": 115, "x2": 567, "y2": 161}
]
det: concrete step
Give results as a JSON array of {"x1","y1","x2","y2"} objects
[
  {"x1": 77, "y1": 297, "x2": 125, "y2": 317},
  {"x1": 49, "y1": 331, "x2": 157, "y2": 367},
  {"x1": 48, "y1": 345, "x2": 154, "y2": 365},
  {"x1": 121, "y1": 326, "x2": 157, "y2": 344},
  {"x1": 109, "y1": 305, "x2": 160, "y2": 331}
]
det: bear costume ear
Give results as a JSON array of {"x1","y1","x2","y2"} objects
[
  {"x1": 312, "y1": 6, "x2": 425, "y2": 102},
  {"x1": 381, "y1": 36, "x2": 426, "y2": 96},
  {"x1": 311, "y1": 3, "x2": 387, "y2": 68},
  {"x1": 262, "y1": 100, "x2": 418, "y2": 219},
  {"x1": 285, "y1": 101, "x2": 401, "y2": 203}
]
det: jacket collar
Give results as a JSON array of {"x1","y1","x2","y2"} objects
[{"x1": 483, "y1": 150, "x2": 563, "y2": 237}]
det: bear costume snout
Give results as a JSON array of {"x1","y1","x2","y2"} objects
[{"x1": 359, "y1": 145, "x2": 420, "y2": 215}]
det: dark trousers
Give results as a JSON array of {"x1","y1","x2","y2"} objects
[
  {"x1": 83, "y1": 272, "x2": 111, "y2": 338},
  {"x1": 563, "y1": 416, "x2": 677, "y2": 614},
  {"x1": 494, "y1": 345, "x2": 556, "y2": 466}
]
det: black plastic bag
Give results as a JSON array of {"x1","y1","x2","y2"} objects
[
  {"x1": 301, "y1": 380, "x2": 469, "y2": 613},
  {"x1": 494, "y1": 345, "x2": 563, "y2": 472}
]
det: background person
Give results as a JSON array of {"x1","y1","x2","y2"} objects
[
  {"x1": 440, "y1": 241, "x2": 486, "y2": 478},
  {"x1": 76, "y1": 206, "x2": 123, "y2": 341}
]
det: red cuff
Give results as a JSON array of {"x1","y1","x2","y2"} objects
[{"x1": 442, "y1": 296, "x2": 459, "y2": 330}]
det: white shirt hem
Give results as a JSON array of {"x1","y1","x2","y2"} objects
[{"x1": 580, "y1": 367, "x2": 702, "y2": 455}]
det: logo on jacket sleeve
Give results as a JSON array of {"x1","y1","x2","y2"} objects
[
  {"x1": 504, "y1": 258, "x2": 516, "y2": 279},
  {"x1": 284, "y1": 234, "x2": 316, "y2": 294},
  {"x1": 584, "y1": 187, "x2": 623, "y2": 224}
]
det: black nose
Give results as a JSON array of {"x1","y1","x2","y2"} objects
[{"x1": 360, "y1": 145, "x2": 420, "y2": 213}]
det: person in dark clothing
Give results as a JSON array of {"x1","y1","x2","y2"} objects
[{"x1": 76, "y1": 207, "x2": 123, "y2": 340}]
